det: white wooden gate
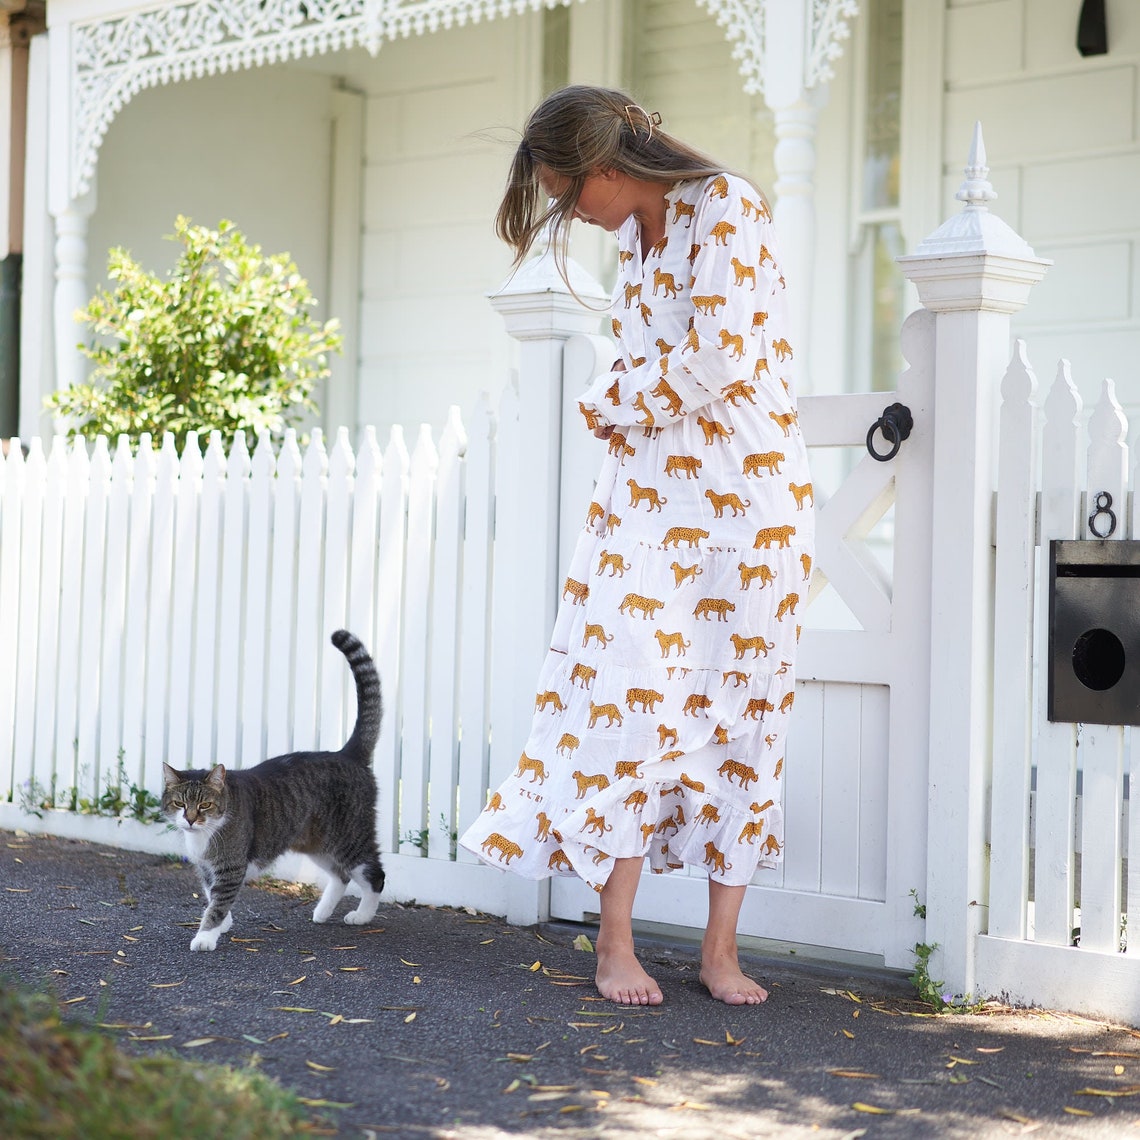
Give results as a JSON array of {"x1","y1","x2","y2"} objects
[{"x1": 549, "y1": 314, "x2": 934, "y2": 971}]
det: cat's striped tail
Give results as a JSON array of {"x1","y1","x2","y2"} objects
[{"x1": 331, "y1": 629, "x2": 383, "y2": 764}]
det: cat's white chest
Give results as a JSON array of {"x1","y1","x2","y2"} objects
[{"x1": 182, "y1": 828, "x2": 211, "y2": 864}]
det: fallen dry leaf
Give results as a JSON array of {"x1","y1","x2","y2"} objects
[
  {"x1": 404, "y1": 1012, "x2": 417, "y2": 1023},
  {"x1": 305, "y1": 1060, "x2": 335, "y2": 1072},
  {"x1": 1063, "y1": 1107, "x2": 1094, "y2": 1116},
  {"x1": 1073, "y1": 1086, "x2": 1140, "y2": 1097},
  {"x1": 997, "y1": 1110, "x2": 1033, "y2": 1124},
  {"x1": 852, "y1": 1102, "x2": 919, "y2": 1116},
  {"x1": 529, "y1": 960, "x2": 542, "y2": 972},
  {"x1": 842, "y1": 1029, "x2": 855, "y2": 1039},
  {"x1": 149, "y1": 980, "x2": 184, "y2": 989},
  {"x1": 573, "y1": 934, "x2": 595, "y2": 952},
  {"x1": 828, "y1": 1070, "x2": 879, "y2": 1079},
  {"x1": 399, "y1": 958, "x2": 421, "y2": 967},
  {"x1": 296, "y1": 1098, "x2": 354, "y2": 1109},
  {"x1": 182, "y1": 1038, "x2": 217, "y2": 1048}
]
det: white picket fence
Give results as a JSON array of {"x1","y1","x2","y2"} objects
[
  {"x1": 977, "y1": 350, "x2": 1140, "y2": 1015},
  {"x1": 0, "y1": 390, "x2": 551, "y2": 914}
]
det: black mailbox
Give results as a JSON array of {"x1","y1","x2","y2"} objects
[{"x1": 1049, "y1": 540, "x2": 1140, "y2": 725}]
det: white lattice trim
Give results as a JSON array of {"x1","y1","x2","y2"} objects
[
  {"x1": 695, "y1": 0, "x2": 858, "y2": 97},
  {"x1": 805, "y1": 0, "x2": 858, "y2": 88},
  {"x1": 67, "y1": 0, "x2": 858, "y2": 200},
  {"x1": 68, "y1": 0, "x2": 577, "y2": 200}
]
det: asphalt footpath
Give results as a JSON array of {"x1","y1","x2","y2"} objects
[{"x1": 3, "y1": 828, "x2": 1140, "y2": 1139}]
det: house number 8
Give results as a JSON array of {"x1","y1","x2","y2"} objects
[{"x1": 1088, "y1": 491, "x2": 1117, "y2": 539}]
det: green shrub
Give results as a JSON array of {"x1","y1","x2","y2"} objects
[{"x1": 46, "y1": 216, "x2": 341, "y2": 450}]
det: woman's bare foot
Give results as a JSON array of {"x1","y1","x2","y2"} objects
[
  {"x1": 596, "y1": 939, "x2": 663, "y2": 1005},
  {"x1": 700, "y1": 949, "x2": 768, "y2": 1005}
]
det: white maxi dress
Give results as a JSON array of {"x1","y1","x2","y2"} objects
[{"x1": 459, "y1": 172, "x2": 814, "y2": 891}]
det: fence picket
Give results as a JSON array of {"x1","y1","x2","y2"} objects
[
  {"x1": 0, "y1": 442, "x2": 22, "y2": 800},
  {"x1": 75, "y1": 439, "x2": 110, "y2": 803},
  {"x1": 12, "y1": 440, "x2": 44, "y2": 798},
  {"x1": 266, "y1": 432, "x2": 302, "y2": 757},
  {"x1": 428, "y1": 407, "x2": 466, "y2": 861},
  {"x1": 293, "y1": 431, "x2": 327, "y2": 751},
  {"x1": 1032, "y1": 362, "x2": 1083, "y2": 945},
  {"x1": 374, "y1": 427, "x2": 410, "y2": 853},
  {"x1": 191, "y1": 433, "x2": 227, "y2": 760},
  {"x1": 168, "y1": 435, "x2": 202, "y2": 766},
  {"x1": 456, "y1": 394, "x2": 495, "y2": 860},
  {"x1": 348, "y1": 427, "x2": 381, "y2": 657},
  {"x1": 1078, "y1": 380, "x2": 1129, "y2": 954},
  {"x1": 120, "y1": 436, "x2": 156, "y2": 787},
  {"x1": 320, "y1": 428, "x2": 354, "y2": 749},
  {"x1": 54, "y1": 441, "x2": 88, "y2": 799},
  {"x1": 399, "y1": 425, "x2": 439, "y2": 856},
  {"x1": 487, "y1": 381, "x2": 523, "y2": 791},
  {"x1": 215, "y1": 434, "x2": 251, "y2": 768},
  {"x1": 988, "y1": 342, "x2": 1039, "y2": 939},
  {"x1": 240, "y1": 434, "x2": 275, "y2": 769},
  {"x1": 142, "y1": 435, "x2": 178, "y2": 793},
  {"x1": 96, "y1": 438, "x2": 133, "y2": 788},
  {"x1": 32, "y1": 438, "x2": 67, "y2": 794}
]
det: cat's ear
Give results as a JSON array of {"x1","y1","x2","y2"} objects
[
  {"x1": 162, "y1": 763, "x2": 182, "y2": 788},
  {"x1": 206, "y1": 764, "x2": 227, "y2": 790}
]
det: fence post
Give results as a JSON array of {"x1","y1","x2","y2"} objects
[
  {"x1": 485, "y1": 239, "x2": 607, "y2": 925},
  {"x1": 897, "y1": 123, "x2": 1050, "y2": 998}
]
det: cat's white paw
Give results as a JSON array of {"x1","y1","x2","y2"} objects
[
  {"x1": 190, "y1": 929, "x2": 221, "y2": 951},
  {"x1": 311, "y1": 910, "x2": 331, "y2": 924},
  {"x1": 343, "y1": 910, "x2": 370, "y2": 925}
]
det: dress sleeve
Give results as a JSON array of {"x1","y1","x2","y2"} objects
[{"x1": 578, "y1": 177, "x2": 782, "y2": 431}]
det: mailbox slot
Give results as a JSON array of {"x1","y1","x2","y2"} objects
[{"x1": 1048, "y1": 540, "x2": 1140, "y2": 725}]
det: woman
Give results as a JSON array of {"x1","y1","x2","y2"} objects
[{"x1": 460, "y1": 85, "x2": 813, "y2": 1007}]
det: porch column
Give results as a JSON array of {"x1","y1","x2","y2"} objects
[
  {"x1": 897, "y1": 124, "x2": 1049, "y2": 998},
  {"x1": 487, "y1": 242, "x2": 606, "y2": 925},
  {"x1": 763, "y1": 0, "x2": 828, "y2": 395},
  {"x1": 50, "y1": 196, "x2": 93, "y2": 402},
  {"x1": 45, "y1": 8, "x2": 92, "y2": 408}
]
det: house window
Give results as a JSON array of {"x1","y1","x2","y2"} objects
[{"x1": 850, "y1": 0, "x2": 905, "y2": 393}]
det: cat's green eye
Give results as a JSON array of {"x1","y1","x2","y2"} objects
[
  {"x1": 171, "y1": 799, "x2": 184, "y2": 808},
  {"x1": 199, "y1": 802, "x2": 214, "y2": 811}
]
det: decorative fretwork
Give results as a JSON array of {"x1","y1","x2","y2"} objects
[
  {"x1": 696, "y1": 0, "x2": 857, "y2": 96},
  {"x1": 67, "y1": 0, "x2": 858, "y2": 199},
  {"x1": 69, "y1": 0, "x2": 581, "y2": 200},
  {"x1": 804, "y1": 0, "x2": 859, "y2": 89}
]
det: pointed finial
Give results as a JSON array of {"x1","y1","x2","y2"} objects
[{"x1": 956, "y1": 121, "x2": 998, "y2": 208}]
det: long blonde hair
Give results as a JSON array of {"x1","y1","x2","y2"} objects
[{"x1": 495, "y1": 85, "x2": 761, "y2": 280}]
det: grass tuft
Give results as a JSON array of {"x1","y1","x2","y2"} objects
[{"x1": 0, "y1": 980, "x2": 311, "y2": 1138}]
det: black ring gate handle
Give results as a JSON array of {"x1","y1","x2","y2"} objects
[{"x1": 866, "y1": 403, "x2": 914, "y2": 462}]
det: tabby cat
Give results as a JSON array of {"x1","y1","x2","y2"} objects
[{"x1": 162, "y1": 629, "x2": 385, "y2": 951}]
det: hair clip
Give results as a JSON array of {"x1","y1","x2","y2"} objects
[{"x1": 623, "y1": 104, "x2": 662, "y2": 140}]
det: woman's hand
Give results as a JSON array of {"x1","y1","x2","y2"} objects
[{"x1": 595, "y1": 359, "x2": 626, "y2": 438}]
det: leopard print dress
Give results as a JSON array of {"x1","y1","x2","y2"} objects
[{"x1": 460, "y1": 173, "x2": 814, "y2": 889}]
